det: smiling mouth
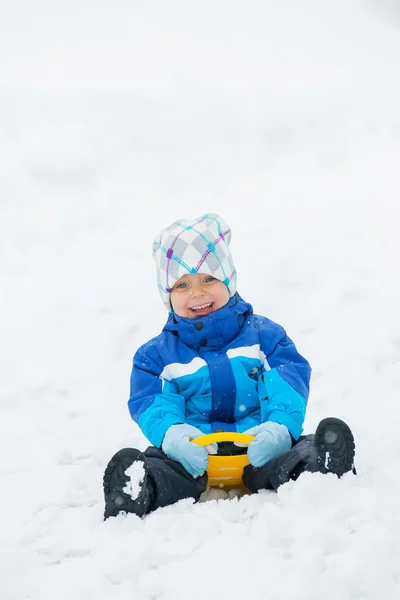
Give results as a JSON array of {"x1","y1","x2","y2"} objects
[{"x1": 190, "y1": 302, "x2": 213, "y2": 313}]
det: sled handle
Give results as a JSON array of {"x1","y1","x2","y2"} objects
[{"x1": 192, "y1": 432, "x2": 255, "y2": 446}]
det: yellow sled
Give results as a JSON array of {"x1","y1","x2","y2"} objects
[{"x1": 192, "y1": 432, "x2": 255, "y2": 489}]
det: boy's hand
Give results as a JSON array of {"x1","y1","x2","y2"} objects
[
  {"x1": 242, "y1": 422, "x2": 292, "y2": 467},
  {"x1": 162, "y1": 424, "x2": 216, "y2": 478}
]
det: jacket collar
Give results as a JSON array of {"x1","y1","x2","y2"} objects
[{"x1": 163, "y1": 293, "x2": 253, "y2": 352}]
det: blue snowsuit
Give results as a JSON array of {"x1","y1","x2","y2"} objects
[
  {"x1": 128, "y1": 294, "x2": 311, "y2": 447},
  {"x1": 110, "y1": 294, "x2": 314, "y2": 513}
]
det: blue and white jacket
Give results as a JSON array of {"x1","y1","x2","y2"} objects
[{"x1": 128, "y1": 294, "x2": 311, "y2": 448}]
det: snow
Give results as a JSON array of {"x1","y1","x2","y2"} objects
[
  {"x1": 123, "y1": 461, "x2": 146, "y2": 501},
  {"x1": 1, "y1": 0, "x2": 400, "y2": 598}
]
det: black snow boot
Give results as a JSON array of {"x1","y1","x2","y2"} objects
[
  {"x1": 103, "y1": 448, "x2": 153, "y2": 520},
  {"x1": 308, "y1": 417, "x2": 356, "y2": 477}
]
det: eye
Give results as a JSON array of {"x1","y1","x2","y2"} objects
[
  {"x1": 204, "y1": 276, "x2": 216, "y2": 283},
  {"x1": 175, "y1": 282, "x2": 188, "y2": 290}
]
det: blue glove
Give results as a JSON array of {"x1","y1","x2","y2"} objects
[
  {"x1": 161, "y1": 424, "x2": 216, "y2": 478},
  {"x1": 243, "y1": 422, "x2": 292, "y2": 467}
]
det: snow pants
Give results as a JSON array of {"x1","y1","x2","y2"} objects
[{"x1": 141, "y1": 434, "x2": 315, "y2": 512}]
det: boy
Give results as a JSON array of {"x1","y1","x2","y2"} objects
[{"x1": 103, "y1": 213, "x2": 355, "y2": 519}]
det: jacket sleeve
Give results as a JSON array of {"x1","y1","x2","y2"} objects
[
  {"x1": 128, "y1": 343, "x2": 186, "y2": 448},
  {"x1": 258, "y1": 319, "x2": 311, "y2": 439}
]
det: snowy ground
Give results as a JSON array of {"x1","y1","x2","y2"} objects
[{"x1": 1, "y1": 1, "x2": 400, "y2": 598}]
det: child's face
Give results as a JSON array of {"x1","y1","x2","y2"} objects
[{"x1": 170, "y1": 273, "x2": 230, "y2": 318}]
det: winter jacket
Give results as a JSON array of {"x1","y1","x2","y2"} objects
[{"x1": 128, "y1": 294, "x2": 311, "y2": 448}]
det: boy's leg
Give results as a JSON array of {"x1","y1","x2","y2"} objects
[
  {"x1": 143, "y1": 447, "x2": 207, "y2": 511},
  {"x1": 103, "y1": 446, "x2": 207, "y2": 519},
  {"x1": 243, "y1": 417, "x2": 356, "y2": 493},
  {"x1": 243, "y1": 435, "x2": 314, "y2": 492}
]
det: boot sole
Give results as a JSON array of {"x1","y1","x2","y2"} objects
[
  {"x1": 314, "y1": 417, "x2": 355, "y2": 477},
  {"x1": 103, "y1": 448, "x2": 148, "y2": 519}
]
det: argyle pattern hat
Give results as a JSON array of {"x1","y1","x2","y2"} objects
[{"x1": 152, "y1": 213, "x2": 237, "y2": 310}]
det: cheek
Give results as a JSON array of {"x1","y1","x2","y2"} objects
[
  {"x1": 216, "y1": 285, "x2": 230, "y2": 304},
  {"x1": 170, "y1": 293, "x2": 187, "y2": 314}
]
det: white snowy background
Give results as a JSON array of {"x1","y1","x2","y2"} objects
[{"x1": 1, "y1": 1, "x2": 400, "y2": 598}]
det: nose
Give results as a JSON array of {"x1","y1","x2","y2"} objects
[{"x1": 190, "y1": 283, "x2": 206, "y2": 297}]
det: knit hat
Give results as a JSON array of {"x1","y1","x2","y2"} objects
[{"x1": 152, "y1": 213, "x2": 237, "y2": 311}]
